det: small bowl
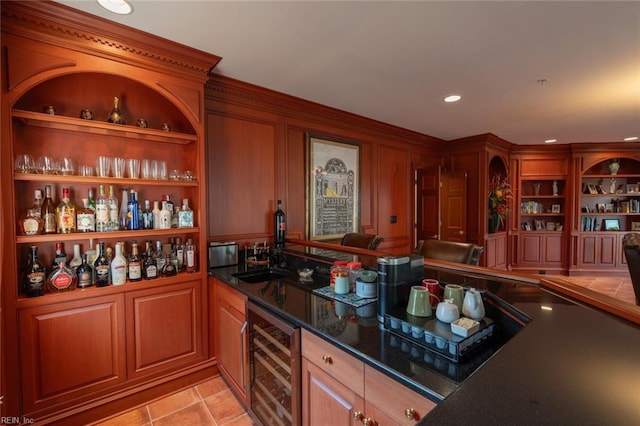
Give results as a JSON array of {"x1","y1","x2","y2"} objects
[{"x1": 298, "y1": 268, "x2": 314, "y2": 279}]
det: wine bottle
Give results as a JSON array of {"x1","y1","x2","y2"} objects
[
  {"x1": 107, "y1": 96, "x2": 125, "y2": 124},
  {"x1": 76, "y1": 254, "x2": 94, "y2": 288},
  {"x1": 42, "y1": 184, "x2": 57, "y2": 234},
  {"x1": 46, "y1": 261, "x2": 77, "y2": 293},
  {"x1": 24, "y1": 245, "x2": 46, "y2": 297},
  {"x1": 56, "y1": 187, "x2": 76, "y2": 233},
  {"x1": 110, "y1": 242, "x2": 127, "y2": 285},
  {"x1": 128, "y1": 240, "x2": 142, "y2": 282},
  {"x1": 95, "y1": 184, "x2": 110, "y2": 232},
  {"x1": 274, "y1": 199, "x2": 286, "y2": 248},
  {"x1": 94, "y1": 242, "x2": 111, "y2": 287}
]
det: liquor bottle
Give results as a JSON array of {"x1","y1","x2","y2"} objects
[
  {"x1": 107, "y1": 96, "x2": 125, "y2": 124},
  {"x1": 155, "y1": 240, "x2": 166, "y2": 272},
  {"x1": 185, "y1": 238, "x2": 196, "y2": 273},
  {"x1": 174, "y1": 237, "x2": 184, "y2": 271},
  {"x1": 94, "y1": 242, "x2": 111, "y2": 287},
  {"x1": 20, "y1": 189, "x2": 44, "y2": 236},
  {"x1": 69, "y1": 243, "x2": 83, "y2": 272},
  {"x1": 87, "y1": 187, "x2": 96, "y2": 212},
  {"x1": 56, "y1": 187, "x2": 76, "y2": 233},
  {"x1": 52, "y1": 242, "x2": 67, "y2": 269},
  {"x1": 152, "y1": 200, "x2": 161, "y2": 230},
  {"x1": 158, "y1": 201, "x2": 172, "y2": 229},
  {"x1": 84, "y1": 244, "x2": 98, "y2": 284},
  {"x1": 126, "y1": 190, "x2": 140, "y2": 230},
  {"x1": 119, "y1": 188, "x2": 129, "y2": 230},
  {"x1": 171, "y1": 205, "x2": 179, "y2": 228},
  {"x1": 141, "y1": 199, "x2": 154, "y2": 229},
  {"x1": 178, "y1": 198, "x2": 194, "y2": 228},
  {"x1": 46, "y1": 261, "x2": 77, "y2": 293},
  {"x1": 161, "y1": 243, "x2": 177, "y2": 277},
  {"x1": 128, "y1": 240, "x2": 142, "y2": 282},
  {"x1": 274, "y1": 199, "x2": 286, "y2": 248},
  {"x1": 110, "y1": 242, "x2": 127, "y2": 285},
  {"x1": 107, "y1": 185, "x2": 119, "y2": 231},
  {"x1": 76, "y1": 254, "x2": 94, "y2": 288},
  {"x1": 76, "y1": 198, "x2": 96, "y2": 232},
  {"x1": 42, "y1": 184, "x2": 57, "y2": 234},
  {"x1": 95, "y1": 185, "x2": 110, "y2": 232},
  {"x1": 143, "y1": 241, "x2": 158, "y2": 280},
  {"x1": 163, "y1": 194, "x2": 174, "y2": 214},
  {"x1": 24, "y1": 246, "x2": 46, "y2": 297}
]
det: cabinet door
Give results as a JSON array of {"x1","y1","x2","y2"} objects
[
  {"x1": 19, "y1": 294, "x2": 126, "y2": 416},
  {"x1": 580, "y1": 234, "x2": 618, "y2": 268},
  {"x1": 126, "y1": 280, "x2": 203, "y2": 378},
  {"x1": 302, "y1": 357, "x2": 365, "y2": 426},
  {"x1": 215, "y1": 279, "x2": 248, "y2": 404}
]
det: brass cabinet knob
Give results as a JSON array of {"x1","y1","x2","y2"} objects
[
  {"x1": 405, "y1": 408, "x2": 417, "y2": 420},
  {"x1": 353, "y1": 411, "x2": 364, "y2": 421},
  {"x1": 362, "y1": 418, "x2": 375, "y2": 426},
  {"x1": 322, "y1": 354, "x2": 332, "y2": 364}
]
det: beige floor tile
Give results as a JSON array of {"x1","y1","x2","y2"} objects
[
  {"x1": 92, "y1": 406, "x2": 150, "y2": 426},
  {"x1": 220, "y1": 413, "x2": 259, "y2": 426},
  {"x1": 148, "y1": 387, "x2": 201, "y2": 420},
  {"x1": 204, "y1": 389, "x2": 247, "y2": 425},
  {"x1": 152, "y1": 401, "x2": 215, "y2": 426},
  {"x1": 197, "y1": 375, "x2": 231, "y2": 399}
]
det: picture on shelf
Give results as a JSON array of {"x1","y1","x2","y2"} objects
[
  {"x1": 546, "y1": 222, "x2": 556, "y2": 231},
  {"x1": 587, "y1": 184, "x2": 598, "y2": 194},
  {"x1": 604, "y1": 203, "x2": 614, "y2": 213},
  {"x1": 551, "y1": 204, "x2": 561, "y2": 213},
  {"x1": 603, "y1": 219, "x2": 620, "y2": 231},
  {"x1": 535, "y1": 220, "x2": 545, "y2": 231},
  {"x1": 626, "y1": 184, "x2": 637, "y2": 194},
  {"x1": 597, "y1": 184, "x2": 607, "y2": 194},
  {"x1": 523, "y1": 222, "x2": 532, "y2": 231},
  {"x1": 632, "y1": 222, "x2": 640, "y2": 231},
  {"x1": 555, "y1": 223, "x2": 563, "y2": 231}
]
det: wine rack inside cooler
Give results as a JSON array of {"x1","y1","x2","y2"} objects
[{"x1": 248, "y1": 303, "x2": 300, "y2": 426}]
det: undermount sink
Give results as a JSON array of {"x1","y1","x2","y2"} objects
[{"x1": 232, "y1": 268, "x2": 289, "y2": 283}]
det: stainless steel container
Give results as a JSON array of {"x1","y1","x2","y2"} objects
[{"x1": 208, "y1": 242, "x2": 238, "y2": 268}]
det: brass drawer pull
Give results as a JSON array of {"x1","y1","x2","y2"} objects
[
  {"x1": 322, "y1": 354, "x2": 332, "y2": 364},
  {"x1": 405, "y1": 408, "x2": 417, "y2": 420}
]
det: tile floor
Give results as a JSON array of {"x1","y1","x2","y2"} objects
[
  {"x1": 92, "y1": 274, "x2": 636, "y2": 426},
  {"x1": 92, "y1": 375, "x2": 255, "y2": 426}
]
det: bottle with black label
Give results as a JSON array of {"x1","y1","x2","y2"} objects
[
  {"x1": 76, "y1": 254, "x2": 94, "y2": 288},
  {"x1": 143, "y1": 241, "x2": 158, "y2": 280},
  {"x1": 24, "y1": 245, "x2": 46, "y2": 297},
  {"x1": 94, "y1": 242, "x2": 111, "y2": 287},
  {"x1": 274, "y1": 199, "x2": 286, "y2": 248}
]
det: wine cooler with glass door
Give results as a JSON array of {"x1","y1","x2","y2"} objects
[{"x1": 247, "y1": 301, "x2": 301, "y2": 425}]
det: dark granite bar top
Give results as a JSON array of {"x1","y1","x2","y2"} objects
[{"x1": 209, "y1": 243, "x2": 640, "y2": 425}]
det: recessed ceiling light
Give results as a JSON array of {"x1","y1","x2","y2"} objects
[
  {"x1": 97, "y1": 0, "x2": 133, "y2": 15},
  {"x1": 623, "y1": 136, "x2": 638, "y2": 141},
  {"x1": 544, "y1": 139, "x2": 557, "y2": 144},
  {"x1": 443, "y1": 95, "x2": 461, "y2": 103}
]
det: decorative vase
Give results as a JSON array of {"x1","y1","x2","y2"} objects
[
  {"x1": 488, "y1": 213, "x2": 500, "y2": 234},
  {"x1": 608, "y1": 161, "x2": 620, "y2": 175}
]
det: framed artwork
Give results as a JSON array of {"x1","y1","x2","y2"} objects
[
  {"x1": 603, "y1": 219, "x2": 620, "y2": 231},
  {"x1": 555, "y1": 223, "x2": 564, "y2": 231},
  {"x1": 523, "y1": 222, "x2": 532, "y2": 231},
  {"x1": 546, "y1": 222, "x2": 556, "y2": 231},
  {"x1": 604, "y1": 203, "x2": 614, "y2": 213},
  {"x1": 551, "y1": 204, "x2": 561, "y2": 213},
  {"x1": 587, "y1": 184, "x2": 598, "y2": 194},
  {"x1": 535, "y1": 220, "x2": 545, "y2": 231},
  {"x1": 632, "y1": 222, "x2": 640, "y2": 231},
  {"x1": 626, "y1": 184, "x2": 637, "y2": 194},
  {"x1": 306, "y1": 134, "x2": 360, "y2": 241}
]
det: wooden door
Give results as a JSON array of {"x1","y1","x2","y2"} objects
[
  {"x1": 416, "y1": 166, "x2": 440, "y2": 241},
  {"x1": 441, "y1": 170, "x2": 468, "y2": 242}
]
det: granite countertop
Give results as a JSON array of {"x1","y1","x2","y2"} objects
[{"x1": 210, "y1": 246, "x2": 640, "y2": 424}]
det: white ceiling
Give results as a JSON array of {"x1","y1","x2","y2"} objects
[{"x1": 56, "y1": 1, "x2": 640, "y2": 145}]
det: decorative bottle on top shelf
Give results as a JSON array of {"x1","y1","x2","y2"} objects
[
  {"x1": 42, "y1": 184, "x2": 56, "y2": 234},
  {"x1": 95, "y1": 184, "x2": 110, "y2": 232},
  {"x1": 46, "y1": 261, "x2": 77, "y2": 293},
  {"x1": 178, "y1": 198, "x2": 194, "y2": 228},
  {"x1": 128, "y1": 241, "x2": 142, "y2": 282},
  {"x1": 76, "y1": 254, "x2": 94, "y2": 288},
  {"x1": 94, "y1": 242, "x2": 111, "y2": 287},
  {"x1": 143, "y1": 241, "x2": 158, "y2": 280},
  {"x1": 56, "y1": 187, "x2": 76, "y2": 233},
  {"x1": 52, "y1": 242, "x2": 67, "y2": 269},
  {"x1": 20, "y1": 189, "x2": 44, "y2": 235},
  {"x1": 76, "y1": 198, "x2": 96, "y2": 232},
  {"x1": 69, "y1": 244, "x2": 83, "y2": 273},
  {"x1": 107, "y1": 96, "x2": 125, "y2": 124},
  {"x1": 24, "y1": 246, "x2": 46, "y2": 297},
  {"x1": 185, "y1": 238, "x2": 196, "y2": 273},
  {"x1": 110, "y1": 242, "x2": 127, "y2": 285},
  {"x1": 274, "y1": 199, "x2": 286, "y2": 248}
]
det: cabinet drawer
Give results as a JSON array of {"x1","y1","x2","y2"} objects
[
  {"x1": 301, "y1": 329, "x2": 364, "y2": 396},
  {"x1": 365, "y1": 365, "x2": 436, "y2": 425}
]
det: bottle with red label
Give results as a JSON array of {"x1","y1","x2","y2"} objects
[{"x1": 46, "y1": 260, "x2": 77, "y2": 293}]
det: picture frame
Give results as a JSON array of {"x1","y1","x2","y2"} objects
[
  {"x1": 523, "y1": 222, "x2": 532, "y2": 231},
  {"x1": 555, "y1": 223, "x2": 563, "y2": 231},
  {"x1": 551, "y1": 204, "x2": 561, "y2": 213},
  {"x1": 603, "y1": 219, "x2": 620, "y2": 231},
  {"x1": 604, "y1": 203, "x2": 614, "y2": 213},
  {"x1": 546, "y1": 222, "x2": 556, "y2": 231},
  {"x1": 306, "y1": 134, "x2": 360, "y2": 241},
  {"x1": 535, "y1": 220, "x2": 545, "y2": 231},
  {"x1": 626, "y1": 184, "x2": 637, "y2": 194},
  {"x1": 597, "y1": 184, "x2": 607, "y2": 194},
  {"x1": 632, "y1": 222, "x2": 640, "y2": 231},
  {"x1": 587, "y1": 184, "x2": 598, "y2": 195},
  {"x1": 596, "y1": 203, "x2": 605, "y2": 213}
]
